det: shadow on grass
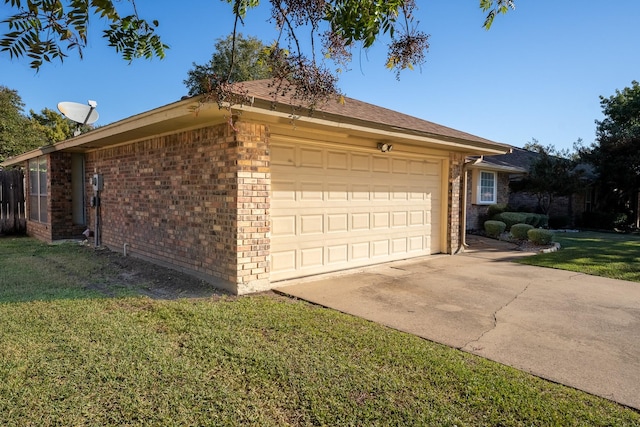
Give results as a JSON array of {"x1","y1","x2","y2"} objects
[
  {"x1": 0, "y1": 236, "x2": 227, "y2": 304},
  {"x1": 516, "y1": 231, "x2": 640, "y2": 282}
]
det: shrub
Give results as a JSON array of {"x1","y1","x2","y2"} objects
[
  {"x1": 487, "y1": 204, "x2": 508, "y2": 218},
  {"x1": 484, "y1": 220, "x2": 506, "y2": 238},
  {"x1": 511, "y1": 223, "x2": 534, "y2": 240},
  {"x1": 493, "y1": 212, "x2": 528, "y2": 230},
  {"x1": 493, "y1": 212, "x2": 549, "y2": 230},
  {"x1": 527, "y1": 228, "x2": 554, "y2": 245},
  {"x1": 531, "y1": 213, "x2": 549, "y2": 228}
]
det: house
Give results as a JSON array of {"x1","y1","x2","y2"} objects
[
  {"x1": 465, "y1": 147, "x2": 591, "y2": 231},
  {"x1": 1, "y1": 79, "x2": 509, "y2": 294},
  {"x1": 465, "y1": 147, "x2": 534, "y2": 230}
]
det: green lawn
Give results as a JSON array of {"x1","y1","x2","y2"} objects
[
  {"x1": 1, "y1": 237, "x2": 639, "y2": 425},
  {"x1": 517, "y1": 231, "x2": 640, "y2": 282}
]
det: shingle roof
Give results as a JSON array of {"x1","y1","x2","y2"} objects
[
  {"x1": 471, "y1": 147, "x2": 539, "y2": 173},
  {"x1": 238, "y1": 79, "x2": 507, "y2": 149},
  {"x1": 2, "y1": 78, "x2": 510, "y2": 167}
]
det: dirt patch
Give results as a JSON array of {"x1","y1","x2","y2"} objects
[{"x1": 86, "y1": 246, "x2": 231, "y2": 300}]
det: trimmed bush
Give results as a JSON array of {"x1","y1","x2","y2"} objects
[
  {"x1": 529, "y1": 213, "x2": 549, "y2": 228},
  {"x1": 511, "y1": 223, "x2": 534, "y2": 240},
  {"x1": 484, "y1": 220, "x2": 506, "y2": 238},
  {"x1": 493, "y1": 212, "x2": 549, "y2": 230},
  {"x1": 487, "y1": 204, "x2": 508, "y2": 218},
  {"x1": 527, "y1": 228, "x2": 554, "y2": 245},
  {"x1": 492, "y1": 212, "x2": 528, "y2": 230}
]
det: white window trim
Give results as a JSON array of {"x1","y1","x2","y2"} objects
[
  {"x1": 475, "y1": 170, "x2": 497, "y2": 205},
  {"x1": 28, "y1": 156, "x2": 48, "y2": 223}
]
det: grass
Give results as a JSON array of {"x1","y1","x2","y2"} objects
[
  {"x1": 0, "y1": 237, "x2": 137, "y2": 302},
  {"x1": 1, "y1": 237, "x2": 639, "y2": 425},
  {"x1": 516, "y1": 231, "x2": 640, "y2": 282}
]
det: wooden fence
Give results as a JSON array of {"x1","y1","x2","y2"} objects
[{"x1": 0, "y1": 169, "x2": 26, "y2": 235}]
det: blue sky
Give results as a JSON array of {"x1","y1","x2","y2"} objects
[{"x1": 2, "y1": 1, "x2": 639, "y2": 151}]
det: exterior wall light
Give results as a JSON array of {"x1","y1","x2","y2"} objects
[{"x1": 377, "y1": 142, "x2": 393, "y2": 152}]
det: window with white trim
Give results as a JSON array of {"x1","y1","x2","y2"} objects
[
  {"x1": 28, "y1": 156, "x2": 48, "y2": 223},
  {"x1": 477, "y1": 170, "x2": 497, "y2": 204}
]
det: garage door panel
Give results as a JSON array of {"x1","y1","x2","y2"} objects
[
  {"x1": 300, "y1": 148, "x2": 323, "y2": 168},
  {"x1": 372, "y1": 212, "x2": 390, "y2": 229},
  {"x1": 272, "y1": 215, "x2": 296, "y2": 236},
  {"x1": 300, "y1": 215, "x2": 323, "y2": 235},
  {"x1": 300, "y1": 182, "x2": 324, "y2": 201},
  {"x1": 409, "y1": 236, "x2": 425, "y2": 251},
  {"x1": 351, "y1": 242, "x2": 370, "y2": 260},
  {"x1": 352, "y1": 185, "x2": 371, "y2": 200},
  {"x1": 351, "y1": 213, "x2": 370, "y2": 230},
  {"x1": 327, "y1": 214, "x2": 348, "y2": 233},
  {"x1": 271, "y1": 144, "x2": 296, "y2": 165},
  {"x1": 409, "y1": 210, "x2": 425, "y2": 226},
  {"x1": 300, "y1": 247, "x2": 324, "y2": 268},
  {"x1": 327, "y1": 183, "x2": 349, "y2": 200},
  {"x1": 392, "y1": 238, "x2": 407, "y2": 254},
  {"x1": 372, "y1": 156, "x2": 390, "y2": 172},
  {"x1": 350, "y1": 154, "x2": 370, "y2": 171},
  {"x1": 328, "y1": 245, "x2": 348, "y2": 264},
  {"x1": 327, "y1": 151, "x2": 348, "y2": 170},
  {"x1": 272, "y1": 250, "x2": 297, "y2": 273},
  {"x1": 372, "y1": 240, "x2": 390, "y2": 257},
  {"x1": 392, "y1": 159, "x2": 408, "y2": 173},
  {"x1": 392, "y1": 212, "x2": 408, "y2": 227},
  {"x1": 271, "y1": 142, "x2": 443, "y2": 281},
  {"x1": 272, "y1": 180, "x2": 297, "y2": 201}
]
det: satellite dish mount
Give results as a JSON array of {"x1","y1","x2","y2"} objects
[{"x1": 57, "y1": 100, "x2": 99, "y2": 136}]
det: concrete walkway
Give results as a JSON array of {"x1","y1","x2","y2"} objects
[{"x1": 275, "y1": 236, "x2": 640, "y2": 410}]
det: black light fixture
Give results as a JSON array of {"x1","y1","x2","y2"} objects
[{"x1": 377, "y1": 142, "x2": 393, "y2": 152}]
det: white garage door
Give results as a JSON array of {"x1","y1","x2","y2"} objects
[{"x1": 270, "y1": 141, "x2": 443, "y2": 281}]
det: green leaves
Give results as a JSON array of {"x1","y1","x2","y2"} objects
[
  {"x1": 480, "y1": 0, "x2": 515, "y2": 30},
  {"x1": 104, "y1": 15, "x2": 168, "y2": 61},
  {"x1": 0, "y1": 0, "x2": 167, "y2": 70},
  {"x1": 325, "y1": 0, "x2": 405, "y2": 49}
]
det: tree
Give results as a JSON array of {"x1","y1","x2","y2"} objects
[
  {"x1": 510, "y1": 140, "x2": 585, "y2": 216},
  {"x1": 585, "y1": 81, "x2": 640, "y2": 226},
  {"x1": 1, "y1": 0, "x2": 515, "y2": 103},
  {"x1": 29, "y1": 108, "x2": 84, "y2": 143},
  {"x1": 0, "y1": 86, "x2": 47, "y2": 163},
  {"x1": 184, "y1": 34, "x2": 270, "y2": 97}
]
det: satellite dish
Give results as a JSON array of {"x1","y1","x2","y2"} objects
[{"x1": 58, "y1": 100, "x2": 99, "y2": 136}]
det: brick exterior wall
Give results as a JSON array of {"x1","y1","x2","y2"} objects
[
  {"x1": 84, "y1": 120, "x2": 270, "y2": 295},
  {"x1": 465, "y1": 170, "x2": 510, "y2": 231},
  {"x1": 508, "y1": 191, "x2": 586, "y2": 223},
  {"x1": 49, "y1": 152, "x2": 86, "y2": 240},
  {"x1": 24, "y1": 118, "x2": 471, "y2": 294},
  {"x1": 466, "y1": 169, "x2": 588, "y2": 230},
  {"x1": 24, "y1": 153, "x2": 86, "y2": 242},
  {"x1": 447, "y1": 153, "x2": 464, "y2": 253}
]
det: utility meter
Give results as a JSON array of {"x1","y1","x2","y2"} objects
[{"x1": 91, "y1": 174, "x2": 104, "y2": 191}]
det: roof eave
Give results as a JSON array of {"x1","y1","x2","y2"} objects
[{"x1": 2, "y1": 95, "x2": 510, "y2": 167}]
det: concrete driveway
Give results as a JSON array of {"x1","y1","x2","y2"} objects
[{"x1": 275, "y1": 236, "x2": 640, "y2": 410}]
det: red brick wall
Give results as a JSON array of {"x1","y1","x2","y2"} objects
[
  {"x1": 235, "y1": 122, "x2": 271, "y2": 293},
  {"x1": 465, "y1": 170, "x2": 510, "y2": 231},
  {"x1": 49, "y1": 152, "x2": 86, "y2": 240},
  {"x1": 24, "y1": 153, "x2": 86, "y2": 242},
  {"x1": 447, "y1": 153, "x2": 464, "y2": 253},
  {"x1": 85, "y1": 120, "x2": 270, "y2": 294}
]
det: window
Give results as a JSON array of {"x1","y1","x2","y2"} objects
[
  {"x1": 477, "y1": 171, "x2": 497, "y2": 204},
  {"x1": 28, "y1": 156, "x2": 48, "y2": 223}
]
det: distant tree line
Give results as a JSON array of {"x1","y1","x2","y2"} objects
[
  {"x1": 513, "y1": 81, "x2": 640, "y2": 230},
  {"x1": 0, "y1": 86, "x2": 86, "y2": 163}
]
